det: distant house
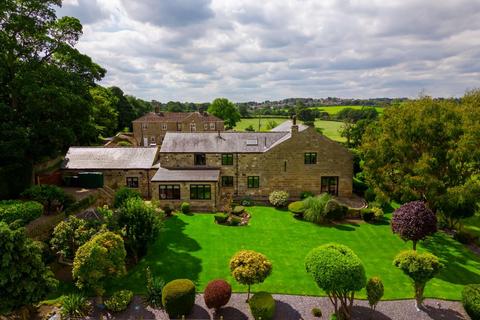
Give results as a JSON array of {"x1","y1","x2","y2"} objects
[
  {"x1": 62, "y1": 120, "x2": 353, "y2": 211},
  {"x1": 132, "y1": 111, "x2": 225, "y2": 147}
]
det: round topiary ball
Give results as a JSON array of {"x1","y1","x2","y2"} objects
[
  {"x1": 462, "y1": 284, "x2": 480, "y2": 319},
  {"x1": 248, "y1": 291, "x2": 276, "y2": 320},
  {"x1": 162, "y1": 279, "x2": 196, "y2": 318},
  {"x1": 204, "y1": 279, "x2": 232, "y2": 311}
]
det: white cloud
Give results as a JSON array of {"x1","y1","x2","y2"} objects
[{"x1": 58, "y1": 0, "x2": 480, "y2": 101}]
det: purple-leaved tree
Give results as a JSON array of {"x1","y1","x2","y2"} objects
[{"x1": 392, "y1": 201, "x2": 437, "y2": 250}]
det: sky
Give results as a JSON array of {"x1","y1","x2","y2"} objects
[{"x1": 57, "y1": 0, "x2": 480, "y2": 102}]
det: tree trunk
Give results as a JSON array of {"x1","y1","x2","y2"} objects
[
  {"x1": 246, "y1": 284, "x2": 251, "y2": 302},
  {"x1": 413, "y1": 241, "x2": 417, "y2": 251},
  {"x1": 414, "y1": 283, "x2": 424, "y2": 311}
]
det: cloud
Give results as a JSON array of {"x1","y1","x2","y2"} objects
[{"x1": 60, "y1": 0, "x2": 480, "y2": 101}]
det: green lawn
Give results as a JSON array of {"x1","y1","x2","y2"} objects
[
  {"x1": 462, "y1": 214, "x2": 480, "y2": 237},
  {"x1": 235, "y1": 118, "x2": 345, "y2": 142},
  {"x1": 309, "y1": 105, "x2": 385, "y2": 115},
  {"x1": 107, "y1": 207, "x2": 480, "y2": 301}
]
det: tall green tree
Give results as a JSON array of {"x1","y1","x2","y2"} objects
[
  {"x1": 109, "y1": 86, "x2": 135, "y2": 132},
  {"x1": 90, "y1": 86, "x2": 119, "y2": 137},
  {"x1": 361, "y1": 94, "x2": 480, "y2": 211},
  {"x1": 208, "y1": 98, "x2": 241, "y2": 129},
  {"x1": 0, "y1": 0, "x2": 105, "y2": 198},
  {"x1": 0, "y1": 222, "x2": 58, "y2": 312}
]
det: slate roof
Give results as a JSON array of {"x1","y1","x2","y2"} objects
[
  {"x1": 160, "y1": 132, "x2": 290, "y2": 153},
  {"x1": 62, "y1": 147, "x2": 158, "y2": 170},
  {"x1": 270, "y1": 120, "x2": 308, "y2": 132},
  {"x1": 132, "y1": 112, "x2": 223, "y2": 123},
  {"x1": 151, "y1": 168, "x2": 220, "y2": 182}
]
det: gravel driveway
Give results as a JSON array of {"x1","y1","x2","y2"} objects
[{"x1": 88, "y1": 294, "x2": 469, "y2": 320}]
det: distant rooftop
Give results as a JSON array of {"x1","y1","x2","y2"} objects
[
  {"x1": 151, "y1": 168, "x2": 220, "y2": 182},
  {"x1": 62, "y1": 147, "x2": 158, "y2": 170},
  {"x1": 132, "y1": 111, "x2": 222, "y2": 123},
  {"x1": 160, "y1": 132, "x2": 290, "y2": 153}
]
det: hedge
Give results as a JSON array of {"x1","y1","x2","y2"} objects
[{"x1": 0, "y1": 200, "x2": 43, "y2": 225}]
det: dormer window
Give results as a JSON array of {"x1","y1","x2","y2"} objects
[{"x1": 162, "y1": 123, "x2": 167, "y2": 130}]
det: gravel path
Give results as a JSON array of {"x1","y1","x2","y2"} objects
[{"x1": 88, "y1": 294, "x2": 469, "y2": 320}]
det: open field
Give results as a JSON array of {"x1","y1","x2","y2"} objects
[
  {"x1": 235, "y1": 118, "x2": 345, "y2": 142},
  {"x1": 101, "y1": 206, "x2": 480, "y2": 301},
  {"x1": 309, "y1": 105, "x2": 385, "y2": 115}
]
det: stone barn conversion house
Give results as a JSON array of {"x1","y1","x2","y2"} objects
[
  {"x1": 62, "y1": 120, "x2": 353, "y2": 211},
  {"x1": 132, "y1": 111, "x2": 225, "y2": 147}
]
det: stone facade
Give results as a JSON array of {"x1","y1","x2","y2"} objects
[
  {"x1": 157, "y1": 127, "x2": 353, "y2": 210},
  {"x1": 132, "y1": 112, "x2": 225, "y2": 147},
  {"x1": 63, "y1": 169, "x2": 156, "y2": 198}
]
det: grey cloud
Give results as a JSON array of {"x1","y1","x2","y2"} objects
[
  {"x1": 56, "y1": 0, "x2": 108, "y2": 24},
  {"x1": 121, "y1": 0, "x2": 214, "y2": 27}
]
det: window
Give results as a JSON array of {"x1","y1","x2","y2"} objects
[
  {"x1": 204, "y1": 123, "x2": 209, "y2": 130},
  {"x1": 221, "y1": 153, "x2": 234, "y2": 165},
  {"x1": 142, "y1": 123, "x2": 148, "y2": 130},
  {"x1": 162, "y1": 123, "x2": 167, "y2": 130},
  {"x1": 150, "y1": 136, "x2": 156, "y2": 143},
  {"x1": 177, "y1": 123, "x2": 182, "y2": 131},
  {"x1": 190, "y1": 184, "x2": 211, "y2": 200},
  {"x1": 321, "y1": 176, "x2": 339, "y2": 196},
  {"x1": 159, "y1": 184, "x2": 180, "y2": 199},
  {"x1": 190, "y1": 123, "x2": 196, "y2": 131},
  {"x1": 247, "y1": 176, "x2": 260, "y2": 188},
  {"x1": 221, "y1": 176, "x2": 234, "y2": 187},
  {"x1": 304, "y1": 152, "x2": 317, "y2": 164},
  {"x1": 126, "y1": 177, "x2": 139, "y2": 188},
  {"x1": 194, "y1": 153, "x2": 206, "y2": 165},
  {"x1": 210, "y1": 123, "x2": 216, "y2": 130}
]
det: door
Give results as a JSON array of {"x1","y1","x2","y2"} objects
[{"x1": 143, "y1": 137, "x2": 148, "y2": 146}]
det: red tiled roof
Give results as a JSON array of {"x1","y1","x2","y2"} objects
[{"x1": 133, "y1": 112, "x2": 223, "y2": 123}]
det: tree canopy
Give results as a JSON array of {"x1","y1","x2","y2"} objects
[{"x1": 208, "y1": 98, "x2": 241, "y2": 129}]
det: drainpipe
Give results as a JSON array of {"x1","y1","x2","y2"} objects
[{"x1": 147, "y1": 170, "x2": 151, "y2": 199}]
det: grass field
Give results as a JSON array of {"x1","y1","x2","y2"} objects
[
  {"x1": 105, "y1": 206, "x2": 480, "y2": 301},
  {"x1": 235, "y1": 118, "x2": 345, "y2": 142},
  {"x1": 310, "y1": 105, "x2": 384, "y2": 115}
]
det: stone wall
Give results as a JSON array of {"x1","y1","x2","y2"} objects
[{"x1": 150, "y1": 181, "x2": 219, "y2": 211}]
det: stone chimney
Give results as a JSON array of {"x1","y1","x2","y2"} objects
[{"x1": 291, "y1": 115, "x2": 299, "y2": 135}]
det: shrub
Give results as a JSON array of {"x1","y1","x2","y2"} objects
[
  {"x1": 233, "y1": 205, "x2": 245, "y2": 215},
  {"x1": 311, "y1": 307, "x2": 322, "y2": 317},
  {"x1": 230, "y1": 216, "x2": 242, "y2": 226},
  {"x1": 214, "y1": 213, "x2": 229, "y2": 224},
  {"x1": 288, "y1": 201, "x2": 304, "y2": 216},
  {"x1": 302, "y1": 194, "x2": 331, "y2": 224},
  {"x1": 364, "y1": 188, "x2": 376, "y2": 202},
  {"x1": 163, "y1": 205, "x2": 173, "y2": 216},
  {"x1": 204, "y1": 279, "x2": 232, "y2": 311},
  {"x1": 347, "y1": 208, "x2": 361, "y2": 219},
  {"x1": 50, "y1": 216, "x2": 98, "y2": 260},
  {"x1": 372, "y1": 207, "x2": 384, "y2": 221},
  {"x1": 361, "y1": 208, "x2": 374, "y2": 222},
  {"x1": 0, "y1": 200, "x2": 43, "y2": 225},
  {"x1": 181, "y1": 202, "x2": 191, "y2": 214},
  {"x1": 162, "y1": 279, "x2": 196, "y2": 318},
  {"x1": 113, "y1": 187, "x2": 141, "y2": 208},
  {"x1": 230, "y1": 250, "x2": 272, "y2": 301},
  {"x1": 61, "y1": 293, "x2": 91, "y2": 319},
  {"x1": 454, "y1": 230, "x2": 477, "y2": 244},
  {"x1": 353, "y1": 177, "x2": 368, "y2": 196},
  {"x1": 366, "y1": 277, "x2": 384, "y2": 311},
  {"x1": 104, "y1": 290, "x2": 133, "y2": 313},
  {"x1": 305, "y1": 243, "x2": 366, "y2": 320},
  {"x1": 462, "y1": 284, "x2": 480, "y2": 320},
  {"x1": 22, "y1": 185, "x2": 72, "y2": 214},
  {"x1": 300, "y1": 191, "x2": 314, "y2": 199},
  {"x1": 73, "y1": 231, "x2": 126, "y2": 297},
  {"x1": 393, "y1": 250, "x2": 443, "y2": 309},
  {"x1": 248, "y1": 292, "x2": 276, "y2": 320},
  {"x1": 324, "y1": 199, "x2": 348, "y2": 221},
  {"x1": 145, "y1": 267, "x2": 165, "y2": 308},
  {"x1": 268, "y1": 191, "x2": 289, "y2": 208},
  {"x1": 392, "y1": 201, "x2": 437, "y2": 250}
]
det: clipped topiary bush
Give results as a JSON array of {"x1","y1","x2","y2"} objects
[
  {"x1": 214, "y1": 213, "x2": 229, "y2": 224},
  {"x1": 366, "y1": 277, "x2": 384, "y2": 311},
  {"x1": 181, "y1": 202, "x2": 191, "y2": 214},
  {"x1": 311, "y1": 307, "x2": 322, "y2": 317},
  {"x1": 204, "y1": 279, "x2": 232, "y2": 311},
  {"x1": 113, "y1": 187, "x2": 141, "y2": 208},
  {"x1": 288, "y1": 201, "x2": 305, "y2": 217},
  {"x1": 269, "y1": 191, "x2": 289, "y2": 208},
  {"x1": 104, "y1": 290, "x2": 133, "y2": 312},
  {"x1": 0, "y1": 200, "x2": 43, "y2": 225},
  {"x1": 248, "y1": 292, "x2": 276, "y2": 320},
  {"x1": 233, "y1": 205, "x2": 245, "y2": 215},
  {"x1": 324, "y1": 199, "x2": 348, "y2": 221},
  {"x1": 162, "y1": 279, "x2": 196, "y2": 318},
  {"x1": 462, "y1": 284, "x2": 480, "y2": 320}
]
